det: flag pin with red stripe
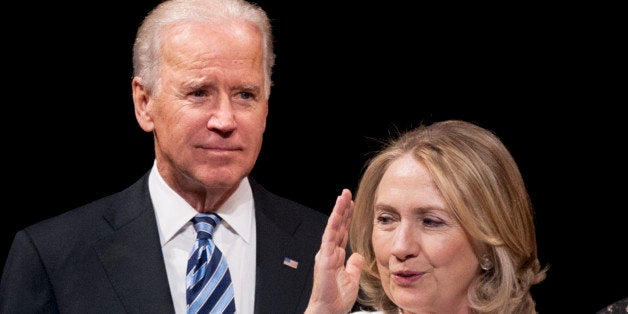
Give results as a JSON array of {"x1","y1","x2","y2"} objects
[{"x1": 283, "y1": 257, "x2": 299, "y2": 269}]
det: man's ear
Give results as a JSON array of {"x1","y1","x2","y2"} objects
[{"x1": 132, "y1": 77, "x2": 154, "y2": 132}]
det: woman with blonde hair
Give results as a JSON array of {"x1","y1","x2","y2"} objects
[{"x1": 306, "y1": 119, "x2": 547, "y2": 314}]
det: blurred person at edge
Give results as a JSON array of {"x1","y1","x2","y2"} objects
[
  {"x1": 0, "y1": 0, "x2": 329, "y2": 313},
  {"x1": 305, "y1": 120, "x2": 548, "y2": 314}
]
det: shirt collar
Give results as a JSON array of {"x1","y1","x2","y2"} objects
[{"x1": 149, "y1": 162, "x2": 254, "y2": 246}]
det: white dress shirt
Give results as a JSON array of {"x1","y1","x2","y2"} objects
[{"x1": 149, "y1": 163, "x2": 257, "y2": 314}]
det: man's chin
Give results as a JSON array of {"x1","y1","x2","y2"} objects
[{"x1": 196, "y1": 171, "x2": 245, "y2": 190}]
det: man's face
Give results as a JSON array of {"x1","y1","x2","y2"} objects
[{"x1": 135, "y1": 21, "x2": 268, "y2": 196}]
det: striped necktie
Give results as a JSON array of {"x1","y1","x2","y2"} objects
[{"x1": 186, "y1": 213, "x2": 236, "y2": 314}]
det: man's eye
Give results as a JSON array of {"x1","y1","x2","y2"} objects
[
  {"x1": 193, "y1": 90, "x2": 206, "y2": 97},
  {"x1": 238, "y1": 92, "x2": 252, "y2": 100}
]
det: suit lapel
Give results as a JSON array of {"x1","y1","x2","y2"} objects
[
  {"x1": 94, "y1": 174, "x2": 175, "y2": 314},
  {"x1": 251, "y1": 182, "x2": 315, "y2": 313}
]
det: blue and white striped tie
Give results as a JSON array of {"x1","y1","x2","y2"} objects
[{"x1": 186, "y1": 213, "x2": 236, "y2": 314}]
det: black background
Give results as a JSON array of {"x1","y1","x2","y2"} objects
[{"x1": 3, "y1": 1, "x2": 625, "y2": 313}]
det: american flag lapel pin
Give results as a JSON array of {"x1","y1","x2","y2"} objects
[{"x1": 283, "y1": 257, "x2": 299, "y2": 269}]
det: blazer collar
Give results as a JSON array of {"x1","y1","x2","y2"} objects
[{"x1": 95, "y1": 172, "x2": 175, "y2": 314}]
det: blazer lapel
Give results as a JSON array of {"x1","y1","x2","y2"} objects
[
  {"x1": 94, "y1": 174, "x2": 175, "y2": 314},
  {"x1": 251, "y1": 181, "x2": 317, "y2": 313}
]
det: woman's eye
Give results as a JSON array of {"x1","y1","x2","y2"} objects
[
  {"x1": 423, "y1": 217, "x2": 445, "y2": 227},
  {"x1": 376, "y1": 215, "x2": 393, "y2": 225}
]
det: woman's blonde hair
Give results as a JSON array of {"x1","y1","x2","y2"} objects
[{"x1": 350, "y1": 119, "x2": 547, "y2": 313}]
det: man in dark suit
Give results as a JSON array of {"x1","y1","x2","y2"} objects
[{"x1": 0, "y1": 0, "x2": 328, "y2": 313}]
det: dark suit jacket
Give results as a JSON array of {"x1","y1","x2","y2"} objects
[{"x1": 0, "y1": 172, "x2": 328, "y2": 314}]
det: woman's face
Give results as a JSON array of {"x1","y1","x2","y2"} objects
[{"x1": 372, "y1": 153, "x2": 480, "y2": 314}]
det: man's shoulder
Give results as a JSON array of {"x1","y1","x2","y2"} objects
[
  {"x1": 248, "y1": 177, "x2": 328, "y2": 236},
  {"x1": 249, "y1": 177, "x2": 327, "y2": 218},
  {"x1": 23, "y1": 172, "x2": 151, "y2": 245}
]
